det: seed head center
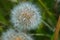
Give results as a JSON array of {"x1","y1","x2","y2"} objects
[{"x1": 15, "y1": 37, "x2": 22, "y2": 40}]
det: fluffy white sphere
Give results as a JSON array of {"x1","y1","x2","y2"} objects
[
  {"x1": 1, "y1": 29, "x2": 33, "y2": 40},
  {"x1": 11, "y1": 2, "x2": 41, "y2": 31}
]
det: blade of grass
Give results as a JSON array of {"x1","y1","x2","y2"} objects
[
  {"x1": 38, "y1": 0, "x2": 52, "y2": 16},
  {"x1": 30, "y1": 33, "x2": 51, "y2": 37},
  {"x1": 41, "y1": 20, "x2": 55, "y2": 32}
]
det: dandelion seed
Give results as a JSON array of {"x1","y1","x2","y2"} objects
[
  {"x1": 11, "y1": 2, "x2": 41, "y2": 31},
  {"x1": 1, "y1": 29, "x2": 33, "y2": 40}
]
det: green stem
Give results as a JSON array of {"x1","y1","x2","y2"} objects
[
  {"x1": 41, "y1": 20, "x2": 55, "y2": 32},
  {"x1": 38, "y1": 0, "x2": 52, "y2": 16},
  {"x1": 30, "y1": 33, "x2": 51, "y2": 37}
]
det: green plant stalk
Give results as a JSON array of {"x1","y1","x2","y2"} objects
[
  {"x1": 38, "y1": 0, "x2": 53, "y2": 16},
  {"x1": 30, "y1": 33, "x2": 51, "y2": 37}
]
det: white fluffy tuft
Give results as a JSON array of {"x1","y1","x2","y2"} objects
[
  {"x1": 11, "y1": 2, "x2": 41, "y2": 31},
  {"x1": 1, "y1": 29, "x2": 33, "y2": 40}
]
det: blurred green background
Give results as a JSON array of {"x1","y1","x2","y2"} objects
[{"x1": 0, "y1": 0, "x2": 60, "y2": 40}]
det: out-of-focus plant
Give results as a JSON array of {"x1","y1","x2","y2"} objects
[{"x1": 0, "y1": 0, "x2": 60, "y2": 40}]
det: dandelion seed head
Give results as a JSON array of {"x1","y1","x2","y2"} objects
[
  {"x1": 1, "y1": 29, "x2": 33, "y2": 40},
  {"x1": 11, "y1": 2, "x2": 41, "y2": 31}
]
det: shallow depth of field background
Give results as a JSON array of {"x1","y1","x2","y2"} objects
[{"x1": 0, "y1": 0, "x2": 60, "y2": 40}]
